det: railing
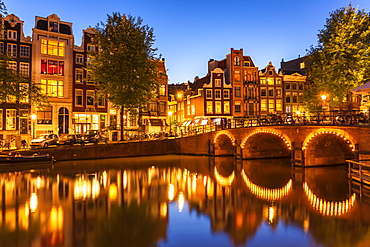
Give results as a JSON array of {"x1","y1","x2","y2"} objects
[{"x1": 347, "y1": 159, "x2": 370, "y2": 185}]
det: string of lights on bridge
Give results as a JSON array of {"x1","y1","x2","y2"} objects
[{"x1": 302, "y1": 129, "x2": 355, "y2": 152}]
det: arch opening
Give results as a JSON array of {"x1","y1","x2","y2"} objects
[{"x1": 213, "y1": 131, "x2": 235, "y2": 156}]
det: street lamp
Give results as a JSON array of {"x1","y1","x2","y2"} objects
[
  {"x1": 321, "y1": 94, "x2": 328, "y2": 111},
  {"x1": 168, "y1": 111, "x2": 173, "y2": 134},
  {"x1": 30, "y1": 114, "x2": 37, "y2": 139}
]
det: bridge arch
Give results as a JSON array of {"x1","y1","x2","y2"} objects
[
  {"x1": 302, "y1": 128, "x2": 355, "y2": 166},
  {"x1": 213, "y1": 131, "x2": 236, "y2": 156},
  {"x1": 240, "y1": 129, "x2": 292, "y2": 159}
]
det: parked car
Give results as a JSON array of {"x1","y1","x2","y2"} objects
[
  {"x1": 82, "y1": 130, "x2": 109, "y2": 144},
  {"x1": 57, "y1": 134, "x2": 84, "y2": 146},
  {"x1": 30, "y1": 134, "x2": 59, "y2": 148}
]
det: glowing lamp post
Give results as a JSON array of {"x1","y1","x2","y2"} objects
[
  {"x1": 321, "y1": 94, "x2": 328, "y2": 111},
  {"x1": 168, "y1": 111, "x2": 173, "y2": 134},
  {"x1": 30, "y1": 114, "x2": 37, "y2": 138}
]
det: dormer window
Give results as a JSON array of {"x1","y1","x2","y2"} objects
[
  {"x1": 268, "y1": 70, "x2": 273, "y2": 76},
  {"x1": 244, "y1": 61, "x2": 250, "y2": 67},
  {"x1": 49, "y1": 22, "x2": 58, "y2": 32}
]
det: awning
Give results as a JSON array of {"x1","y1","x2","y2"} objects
[
  {"x1": 200, "y1": 119, "x2": 208, "y2": 126},
  {"x1": 149, "y1": 119, "x2": 164, "y2": 126},
  {"x1": 352, "y1": 81, "x2": 370, "y2": 95}
]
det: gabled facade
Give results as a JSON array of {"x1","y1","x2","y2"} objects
[
  {"x1": 1, "y1": 14, "x2": 32, "y2": 140},
  {"x1": 32, "y1": 14, "x2": 74, "y2": 135},
  {"x1": 259, "y1": 62, "x2": 284, "y2": 115},
  {"x1": 72, "y1": 28, "x2": 108, "y2": 134}
]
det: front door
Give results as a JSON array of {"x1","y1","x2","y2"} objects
[{"x1": 58, "y1": 107, "x2": 69, "y2": 135}]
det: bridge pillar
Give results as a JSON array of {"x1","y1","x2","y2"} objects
[
  {"x1": 208, "y1": 139, "x2": 214, "y2": 156},
  {"x1": 234, "y1": 140, "x2": 242, "y2": 160},
  {"x1": 291, "y1": 142, "x2": 305, "y2": 167}
]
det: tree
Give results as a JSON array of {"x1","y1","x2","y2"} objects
[
  {"x1": 305, "y1": 4, "x2": 370, "y2": 110},
  {"x1": 90, "y1": 13, "x2": 160, "y2": 140}
]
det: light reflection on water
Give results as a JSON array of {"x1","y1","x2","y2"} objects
[{"x1": 0, "y1": 155, "x2": 369, "y2": 247}]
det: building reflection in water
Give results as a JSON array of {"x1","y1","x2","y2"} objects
[{"x1": 0, "y1": 155, "x2": 369, "y2": 247}]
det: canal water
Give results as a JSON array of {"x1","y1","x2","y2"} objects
[{"x1": 0, "y1": 155, "x2": 369, "y2": 247}]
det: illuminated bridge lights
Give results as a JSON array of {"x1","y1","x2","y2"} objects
[
  {"x1": 303, "y1": 182, "x2": 356, "y2": 216},
  {"x1": 302, "y1": 129, "x2": 355, "y2": 152},
  {"x1": 241, "y1": 169, "x2": 292, "y2": 201},
  {"x1": 214, "y1": 166, "x2": 235, "y2": 187},
  {"x1": 213, "y1": 131, "x2": 236, "y2": 145},
  {"x1": 240, "y1": 130, "x2": 291, "y2": 150}
]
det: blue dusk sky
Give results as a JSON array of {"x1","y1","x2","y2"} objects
[{"x1": 6, "y1": 0, "x2": 370, "y2": 84}]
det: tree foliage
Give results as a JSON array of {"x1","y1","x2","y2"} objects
[
  {"x1": 91, "y1": 13, "x2": 160, "y2": 112},
  {"x1": 305, "y1": 4, "x2": 370, "y2": 109}
]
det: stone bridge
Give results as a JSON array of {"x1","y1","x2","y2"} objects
[{"x1": 176, "y1": 125, "x2": 370, "y2": 167}]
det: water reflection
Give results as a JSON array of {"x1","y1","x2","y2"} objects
[{"x1": 0, "y1": 155, "x2": 369, "y2": 247}]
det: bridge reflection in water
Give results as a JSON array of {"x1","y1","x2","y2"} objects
[{"x1": 0, "y1": 156, "x2": 369, "y2": 247}]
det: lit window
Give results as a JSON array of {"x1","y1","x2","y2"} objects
[
  {"x1": 276, "y1": 100, "x2": 282, "y2": 111},
  {"x1": 268, "y1": 78, "x2": 274, "y2": 85},
  {"x1": 206, "y1": 101, "x2": 213, "y2": 114},
  {"x1": 75, "y1": 89, "x2": 83, "y2": 106},
  {"x1": 276, "y1": 78, "x2": 281, "y2": 85},
  {"x1": 20, "y1": 63, "x2": 29, "y2": 77},
  {"x1": 292, "y1": 92, "x2": 298, "y2": 103},
  {"x1": 261, "y1": 99, "x2": 267, "y2": 111},
  {"x1": 268, "y1": 88, "x2": 274, "y2": 97},
  {"x1": 276, "y1": 89, "x2": 282, "y2": 97},
  {"x1": 269, "y1": 100, "x2": 275, "y2": 113},
  {"x1": 159, "y1": 85, "x2": 166, "y2": 96},
  {"x1": 224, "y1": 102, "x2": 230, "y2": 113},
  {"x1": 7, "y1": 30, "x2": 17, "y2": 40},
  {"x1": 191, "y1": 105, "x2": 195, "y2": 115},
  {"x1": 260, "y1": 78, "x2": 266, "y2": 84},
  {"x1": 37, "y1": 107, "x2": 52, "y2": 124},
  {"x1": 286, "y1": 92, "x2": 291, "y2": 103},
  {"x1": 7, "y1": 44, "x2": 17, "y2": 57},
  {"x1": 86, "y1": 90, "x2": 95, "y2": 106},
  {"x1": 76, "y1": 54, "x2": 84, "y2": 64},
  {"x1": 215, "y1": 102, "x2": 222, "y2": 114},
  {"x1": 76, "y1": 69, "x2": 83, "y2": 83},
  {"x1": 41, "y1": 39, "x2": 65, "y2": 57},
  {"x1": 41, "y1": 79, "x2": 64, "y2": 98},
  {"x1": 234, "y1": 56, "x2": 240, "y2": 66},
  {"x1": 6, "y1": 109, "x2": 16, "y2": 130},
  {"x1": 234, "y1": 70, "x2": 241, "y2": 81},
  {"x1": 300, "y1": 62, "x2": 305, "y2": 69}
]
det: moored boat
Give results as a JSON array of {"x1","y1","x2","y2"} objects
[{"x1": 0, "y1": 153, "x2": 55, "y2": 164}]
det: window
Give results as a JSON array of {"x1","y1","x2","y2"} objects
[
  {"x1": 75, "y1": 69, "x2": 83, "y2": 83},
  {"x1": 0, "y1": 109, "x2": 2, "y2": 129},
  {"x1": 7, "y1": 44, "x2": 17, "y2": 57},
  {"x1": 98, "y1": 96, "x2": 106, "y2": 107},
  {"x1": 86, "y1": 90, "x2": 95, "y2": 106},
  {"x1": 6, "y1": 109, "x2": 16, "y2": 130},
  {"x1": 7, "y1": 30, "x2": 17, "y2": 40},
  {"x1": 87, "y1": 45, "x2": 95, "y2": 52},
  {"x1": 292, "y1": 83, "x2": 297, "y2": 90},
  {"x1": 300, "y1": 62, "x2": 305, "y2": 69},
  {"x1": 191, "y1": 105, "x2": 195, "y2": 115},
  {"x1": 286, "y1": 82, "x2": 291, "y2": 90},
  {"x1": 235, "y1": 102, "x2": 241, "y2": 113},
  {"x1": 159, "y1": 85, "x2": 166, "y2": 96},
  {"x1": 19, "y1": 83, "x2": 29, "y2": 103},
  {"x1": 76, "y1": 54, "x2": 84, "y2": 64},
  {"x1": 260, "y1": 78, "x2": 266, "y2": 84},
  {"x1": 268, "y1": 70, "x2": 273, "y2": 76},
  {"x1": 215, "y1": 102, "x2": 222, "y2": 114},
  {"x1": 159, "y1": 102, "x2": 166, "y2": 113},
  {"x1": 215, "y1": 79, "x2": 221, "y2": 87},
  {"x1": 234, "y1": 70, "x2": 241, "y2": 81},
  {"x1": 299, "y1": 83, "x2": 304, "y2": 90},
  {"x1": 268, "y1": 88, "x2": 274, "y2": 97},
  {"x1": 75, "y1": 89, "x2": 83, "y2": 106},
  {"x1": 20, "y1": 45, "x2": 30, "y2": 57},
  {"x1": 276, "y1": 100, "x2": 282, "y2": 111},
  {"x1": 268, "y1": 78, "x2": 274, "y2": 85},
  {"x1": 41, "y1": 39, "x2": 65, "y2": 57},
  {"x1": 261, "y1": 87, "x2": 267, "y2": 97},
  {"x1": 0, "y1": 42, "x2": 3, "y2": 53},
  {"x1": 234, "y1": 56, "x2": 240, "y2": 66},
  {"x1": 276, "y1": 78, "x2": 281, "y2": 85},
  {"x1": 215, "y1": 89, "x2": 221, "y2": 99},
  {"x1": 41, "y1": 59, "x2": 64, "y2": 75},
  {"x1": 299, "y1": 93, "x2": 304, "y2": 103},
  {"x1": 276, "y1": 89, "x2": 282, "y2": 97},
  {"x1": 224, "y1": 90, "x2": 230, "y2": 99},
  {"x1": 261, "y1": 99, "x2": 267, "y2": 111},
  {"x1": 206, "y1": 101, "x2": 213, "y2": 114},
  {"x1": 224, "y1": 102, "x2": 230, "y2": 113},
  {"x1": 41, "y1": 79, "x2": 64, "y2": 98},
  {"x1": 244, "y1": 61, "x2": 250, "y2": 67},
  {"x1": 37, "y1": 106, "x2": 52, "y2": 124},
  {"x1": 86, "y1": 70, "x2": 94, "y2": 84},
  {"x1": 8, "y1": 61, "x2": 17, "y2": 71},
  {"x1": 269, "y1": 100, "x2": 275, "y2": 113},
  {"x1": 206, "y1": 89, "x2": 212, "y2": 99},
  {"x1": 286, "y1": 92, "x2": 291, "y2": 103},
  {"x1": 20, "y1": 63, "x2": 29, "y2": 77},
  {"x1": 235, "y1": 87, "x2": 241, "y2": 97},
  {"x1": 49, "y1": 22, "x2": 58, "y2": 32},
  {"x1": 292, "y1": 92, "x2": 298, "y2": 103}
]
